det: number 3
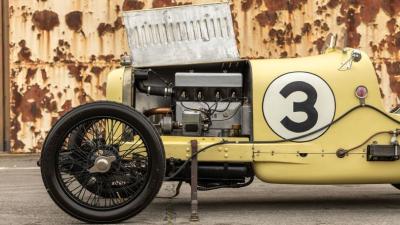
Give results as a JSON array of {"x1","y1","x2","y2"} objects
[
  {"x1": 280, "y1": 81, "x2": 319, "y2": 133},
  {"x1": 263, "y1": 72, "x2": 335, "y2": 141}
]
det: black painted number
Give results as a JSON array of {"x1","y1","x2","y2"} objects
[{"x1": 279, "y1": 81, "x2": 318, "y2": 133}]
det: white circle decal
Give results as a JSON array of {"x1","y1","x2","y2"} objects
[{"x1": 263, "y1": 72, "x2": 335, "y2": 141}]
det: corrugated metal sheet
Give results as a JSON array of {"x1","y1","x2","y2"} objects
[{"x1": 7, "y1": 0, "x2": 400, "y2": 152}]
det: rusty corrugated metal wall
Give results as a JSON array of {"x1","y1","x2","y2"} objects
[{"x1": 7, "y1": 0, "x2": 400, "y2": 152}]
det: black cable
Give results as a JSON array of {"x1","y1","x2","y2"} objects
[
  {"x1": 250, "y1": 104, "x2": 363, "y2": 144},
  {"x1": 209, "y1": 97, "x2": 244, "y2": 112},
  {"x1": 180, "y1": 97, "x2": 246, "y2": 129},
  {"x1": 343, "y1": 131, "x2": 392, "y2": 154},
  {"x1": 164, "y1": 140, "x2": 228, "y2": 181},
  {"x1": 364, "y1": 104, "x2": 400, "y2": 125},
  {"x1": 180, "y1": 101, "x2": 214, "y2": 128},
  {"x1": 156, "y1": 181, "x2": 183, "y2": 199},
  {"x1": 212, "y1": 104, "x2": 241, "y2": 122},
  {"x1": 213, "y1": 100, "x2": 232, "y2": 113},
  {"x1": 337, "y1": 104, "x2": 400, "y2": 155},
  {"x1": 179, "y1": 102, "x2": 209, "y2": 115},
  {"x1": 200, "y1": 101, "x2": 211, "y2": 111}
]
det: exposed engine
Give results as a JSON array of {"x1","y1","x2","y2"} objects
[{"x1": 133, "y1": 61, "x2": 252, "y2": 138}]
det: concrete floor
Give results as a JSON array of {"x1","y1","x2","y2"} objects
[{"x1": 2, "y1": 155, "x2": 400, "y2": 225}]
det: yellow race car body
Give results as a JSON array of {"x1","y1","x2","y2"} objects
[{"x1": 107, "y1": 48, "x2": 400, "y2": 185}]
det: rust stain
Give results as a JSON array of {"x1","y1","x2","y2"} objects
[
  {"x1": 98, "y1": 54, "x2": 115, "y2": 62},
  {"x1": 301, "y1": 23, "x2": 312, "y2": 35},
  {"x1": 241, "y1": 0, "x2": 254, "y2": 12},
  {"x1": 313, "y1": 37, "x2": 325, "y2": 54},
  {"x1": 10, "y1": 80, "x2": 25, "y2": 151},
  {"x1": 77, "y1": 88, "x2": 90, "y2": 104},
  {"x1": 263, "y1": 0, "x2": 286, "y2": 11},
  {"x1": 268, "y1": 28, "x2": 287, "y2": 46},
  {"x1": 41, "y1": 69, "x2": 48, "y2": 82},
  {"x1": 381, "y1": 0, "x2": 400, "y2": 16},
  {"x1": 67, "y1": 63, "x2": 88, "y2": 82},
  {"x1": 10, "y1": 119, "x2": 24, "y2": 150},
  {"x1": 65, "y1": 11, "x2": 83, "y2": 32},
  {"x1": 385, "y1": 61, "x2": 400, "y2": 95},
  {"x1": 360, "y1": 0, "x2": 381, "y2": 24},
  {"x1": 12, "y1": 83, "x2": 53, "y2": 123},
  {"x1": 255, "y1": 10, "x2": 278, "y2": 27},
  {"x1": 32, "y1": 10, "x2": 60, "y2": 31},
  {"x1": 26, "y1": 68, "x2": 38, "y2": 84},
  {"x1": 122, "y1": 0, "x2": 145, "y2": 11},
  {"x1": 263, "y1": 0, "x2": 307, "y2": 12},
  {"x1": 387, "y1": 18, "x2": 397, "y2": 34},
  {"x1": 326, "y1": 0, "x2": 340, "y2": 9},
  {"x1": 97, "y1": 82, "x2": 107, "y2": 96},
  {"x1": 91, "y1": 66, "x2": 105, "y2": 77},
  {"x1": 385, "y1": 32, "x2": 400, "y2": 55},
  {"x1": 152, "y1": 0, "x2": 177, "y2": 8},
  {"x1": 321, "y1": 23, "x2": 330, "y2": 32},
  {"x1": 97, "y1": 17, "x2": 124, "y2": 37},
  {"x1": 59, "y1": 100, "x2": 72, "y2": 116},
  {"x1": 294, "y1": 35, "x2": 302, "y2": 43},
  {"x1": 84, "y1": 75, "x2": 92, "y2": 83},
  {"x1": 53, "y1": 39, "x2": 74, "y2": 63},
  {"x1": 17, "y1": 40, "x2": 33, "y2": 62},
  {"x1": 316, "y1": 5, "x2": 328, "y2": 15},
  {"x1": 339, "y1": 7, "x2": 361, "y2": 48}
]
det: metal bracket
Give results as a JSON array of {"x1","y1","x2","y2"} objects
[
  {"x1": 338, "y1": 49, "x2": 362, "y2": 71},
  {"x1": 190, "y1": 140, "x2": 199, "y2": 222}
]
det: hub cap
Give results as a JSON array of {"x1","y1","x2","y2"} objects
[{"x1": 88, "y1": 155, "x2": 116, "y2": 173}]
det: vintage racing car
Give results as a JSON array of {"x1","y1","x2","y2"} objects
[{"x1": 39, "y1": 2, "x2": 400, "y2": 223}]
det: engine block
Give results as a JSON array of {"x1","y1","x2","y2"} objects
[{"x1": 175, "y1": 72, "x2": 243, "y2": 102}]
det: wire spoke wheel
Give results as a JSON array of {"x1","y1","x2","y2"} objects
[
  {"x1": 40, "y1": 102, "x2": 165, "y2": 223},
  {"x1": 58, "y1": 117, "x2": 149, "y2": 209}
]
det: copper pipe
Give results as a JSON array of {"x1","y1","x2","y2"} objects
[{"x1": 143, "y1": 107, "x2": 172, "y2": 117}]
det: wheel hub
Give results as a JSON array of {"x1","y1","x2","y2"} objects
[{"x1": 88, "y1": 155, "x2": 117, "y2": 173}]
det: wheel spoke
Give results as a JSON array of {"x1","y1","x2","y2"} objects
[{"x1": 56, "y1": 117, "x2": 150, "y2": 210}]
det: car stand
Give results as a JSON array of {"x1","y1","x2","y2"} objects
[{"x1": 190, "y1": 140, "x2": 199, "y2": 222}]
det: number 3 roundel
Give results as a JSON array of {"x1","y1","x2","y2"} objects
[{"x1": 263, "y1": 72, "x2": 335, "y2": 141}]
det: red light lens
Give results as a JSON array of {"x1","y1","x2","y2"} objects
[{"x1": 355, "y1": 86, "x2": 368, "y2": 99}]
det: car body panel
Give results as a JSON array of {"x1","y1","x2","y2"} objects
[{"x1": 106, "y1": 48, "x2": 400, "y2": 184}]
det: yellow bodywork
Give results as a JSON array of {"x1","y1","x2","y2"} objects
[{"x1": 106, "y1": 48, "x2": 400, "y2": 185}]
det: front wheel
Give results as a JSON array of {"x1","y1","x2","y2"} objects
[
  {"x1": 40, "y1": 101, "x2": 165, "y2": 223},
  {"x1": 392, "y1": 184, "x2": 400, "y2": 190}
]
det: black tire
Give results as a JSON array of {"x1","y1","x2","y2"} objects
[
  {"x1": 392, "y1": 184, "x2": 400, "y2": 190},
  {"x1": 40, "y1": 101, "x2": 165, "y2": 223}
]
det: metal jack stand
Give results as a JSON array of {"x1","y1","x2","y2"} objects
[{"x1": 190, "y1": 140, "x2": 199, "y2": 222}]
